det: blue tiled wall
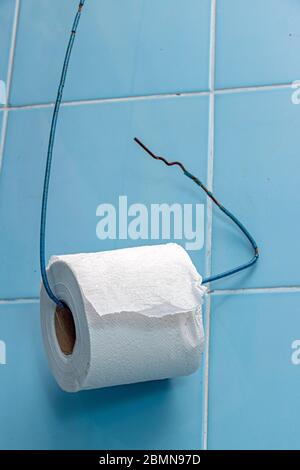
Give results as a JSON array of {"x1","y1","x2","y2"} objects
[{"x1": 0, "y1": 0, "x2": 300, "y2": 450}]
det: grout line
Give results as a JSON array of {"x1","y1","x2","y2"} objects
[
  {"x1": 63, "y1": 92, "x2": 209, "y2": 106},
  {"x1": 0, "y1": 0, "x2": 20, "y2": 171},
  {"x1": 208, "y1": 10, "x2": 216, "y2": 92},
  {"x1": 3, "y1": 102, "x2": 56, "y2": 112},
  {"x1": 0, "y1": 298, "x2": 39, "y2": 305},
  {"x1": 210, "y1": 286, "x2": 300, "y2": 295},
  {"x1": 203, "y1": 92, "x2": 214, "y2": 452},
  {"x1": 0, "y1": 82, "x2": 294, "y2": 113},
  {"x1": 0, "y1": 111, "x2": 8, "y2": 171},
  {"x1": 5, "y1": 0, "x2": 20, "y2": 102},
  {"x1": 202, "y1": 293, "x2": 211, "y2": 450},
  {"x1": 1, "y1": 286, "x2": 300, "y2": 305},
  {"x1": 1, "y1": 91, "x2": 210, "y2": 112},
  {"x1": 215, "y1": 82, "x2": 293, "y2": 95},
  {"x1": 202, "y1": 0, "x2": 217, "y2": 452},
  {"x1": 205, "y1": 93, "x2": 215, "y2": 275}
]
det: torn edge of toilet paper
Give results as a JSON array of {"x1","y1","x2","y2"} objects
[{"x1": 47, "y1": 243, "x2": 207, "y2": 319}]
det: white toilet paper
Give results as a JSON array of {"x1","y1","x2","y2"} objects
[{"x1": 40, "y1": 243, "x2": 206, "y2": 392}]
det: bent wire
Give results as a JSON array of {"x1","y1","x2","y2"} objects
[
  {"x1": 40, "y1": 0, "x2": 86, "y2": 307},
  {"x1": 134, "y1": 137, "x2": 259, "y2": 285},
  {"x1": 40, "y1": 0, "x2": 259, "y2": 308}
]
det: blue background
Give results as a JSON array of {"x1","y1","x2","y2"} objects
[{"x1": 0, "y1": 0, "x2": 300, "y2": 450}]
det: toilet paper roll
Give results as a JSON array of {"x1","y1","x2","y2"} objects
[{"x1": 40, "y1": 243, "x2": 206, "y2": 392}]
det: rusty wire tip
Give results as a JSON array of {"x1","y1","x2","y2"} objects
[
  {"x1": 134, "y1": 137, "x2": 187, "y2": 173},
  {"x1": 134, "y1": 137, "x2": 156, "y2": 159}
]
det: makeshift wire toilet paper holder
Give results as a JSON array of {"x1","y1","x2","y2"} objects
[{"x1": 40, "y1": 0, "x2": 259, "y2": 310}]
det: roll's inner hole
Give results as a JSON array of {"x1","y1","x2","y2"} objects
[{"x1": 54, "y1": 304, "x2": 76, "y2": 355}]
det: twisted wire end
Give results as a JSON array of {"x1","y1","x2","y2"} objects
[
  {"x1": 134, "y1": 136, "x2": 259, "y2": 285},
  {"x1": 134, "y1": 137, "x2": 187, "y2": 173}
]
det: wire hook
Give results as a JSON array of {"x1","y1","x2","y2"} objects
[
  {"x1": 40, "y1": 0, "x2": 86, "y2": 307},
  {"x1": 134, "y1": 137, "x2": 259, "y2": 285}
]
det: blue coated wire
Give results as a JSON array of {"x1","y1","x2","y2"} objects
[
  {"x1": 40, "y1": 0, "x2": 86, "y2": 307},
  {"x1": 134, "y1": 138, "x2": 259, "y2": 285},
  {"x1": 40, "y1": 0, "x2": 258, "y2": 306},
  {"x1": 183, "y1": 170, "x2": 259, "y2": 284}
]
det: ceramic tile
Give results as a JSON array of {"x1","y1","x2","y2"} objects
[
  {"x1": 10, "y1": 0, "x2": 211, "y2": 105},
  {"x1": 208, "y1": 292, "x2": 300, "y2": 450},
  {"x1": 216, "y1": 0, "x2": 300, "y2": 88},
  {"x1": 211, "y1": 88, "x2": 300, "y2": 289}
]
